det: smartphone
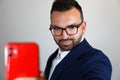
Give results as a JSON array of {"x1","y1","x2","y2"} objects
[{"x1": 4, "y1": 42, "x2": 40, "y2": 80}]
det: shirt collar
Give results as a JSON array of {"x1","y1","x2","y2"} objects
[{"x1": 57, "y1": 49, "x2": 70, "y2": 59}]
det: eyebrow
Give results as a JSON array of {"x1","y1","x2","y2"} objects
[{"x1": 50, "y1": 23, "x2": 77, "y2": 28}]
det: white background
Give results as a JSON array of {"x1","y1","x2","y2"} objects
[{"x1": 0, "y1": 0, "x2": 120, "y2": 80}]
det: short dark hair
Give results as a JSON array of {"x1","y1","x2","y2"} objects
[{"x1": 50, "y1": 0, "x2": 84, "y2": 21}]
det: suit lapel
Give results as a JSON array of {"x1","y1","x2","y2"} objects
[
  {"x1": 50, "y1": 51, "x2": 77, "y2": 80},
  {"x1": 44, "y1": 49, "x2": 58, "y2": 80}
]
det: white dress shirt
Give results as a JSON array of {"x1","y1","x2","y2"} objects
[{"x1": 48, "y1": 50, "x2": 70, "y2": 80}]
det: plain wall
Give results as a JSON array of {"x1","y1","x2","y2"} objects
[{"x1": 0, "y1": 0, "x2": 120, "y2": 80}]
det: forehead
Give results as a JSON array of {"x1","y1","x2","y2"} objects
[{"x1": 51, "y1": 7, "x2": 81, "y2": 27}]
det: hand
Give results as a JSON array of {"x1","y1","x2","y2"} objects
[{"x1": 14, "y1": 72, "x2": 46, "y2": 80}]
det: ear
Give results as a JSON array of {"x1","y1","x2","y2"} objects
[{"x1": 82, "y1": 21, "x2": 86, "y2": 33}]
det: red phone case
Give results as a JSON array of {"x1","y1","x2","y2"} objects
[{"x1": 4, "y1": 42, "x2": 40, "y2": 80}]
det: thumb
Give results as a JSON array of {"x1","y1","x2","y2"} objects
[
  {"x1": 40, "y1": 72, "x2": 45, "y2": 77},
  {"x1": 39, "y1": 71, "x2": 46, "y2": 80}
]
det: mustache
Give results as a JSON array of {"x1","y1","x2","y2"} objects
[{"x1": 59, "y1": 38, "x2": 73, "y2": 42}]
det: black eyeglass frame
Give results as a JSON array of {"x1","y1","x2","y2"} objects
[{"x1": 49, "y1": 21, "x2": 83, "y2": 36}]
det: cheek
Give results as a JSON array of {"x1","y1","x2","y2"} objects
[
  {"x1": 78, "y1": 26, "x2": 86, "y2": 35},
  {"x1": 53, "y1": 36, "x2": 60, "y2": 42},
  {"x1": 73, "y1": 28, "x2": 84, "y2": 40},
  {"x1": 76, "y1": 28, "x2": 83, "y2": 36}
]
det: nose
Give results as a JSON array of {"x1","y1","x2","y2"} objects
[{"x1": 61, "y1": 30, "x2": 69, "y2": 39}]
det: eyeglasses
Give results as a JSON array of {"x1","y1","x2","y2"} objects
[{"x1": 49, "y1": 22, "x2": 83, "y2": 36}]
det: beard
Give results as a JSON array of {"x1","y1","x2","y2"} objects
[{"x1": 54, "y1": 35, "x2": 82, "y2": 51}]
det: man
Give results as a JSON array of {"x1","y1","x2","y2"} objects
[
  {"x1": 44, "y1": 0, "x2": 112, "y2": 80},
  {"x1": 18, "y1": 0, "x2": 112, "y2": 80}
]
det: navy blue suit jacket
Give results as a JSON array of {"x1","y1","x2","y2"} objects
[{"x1": 45, "y1": 39, "x2": 112, "y2": 80}]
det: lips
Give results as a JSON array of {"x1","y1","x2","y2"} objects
[{"x1": 60, "y1": 40, "x2": 72, "y2": 45}]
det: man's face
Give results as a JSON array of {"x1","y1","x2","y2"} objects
[{"x1": 50, "y1": 7, "x2": 86, "y2": 51}]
